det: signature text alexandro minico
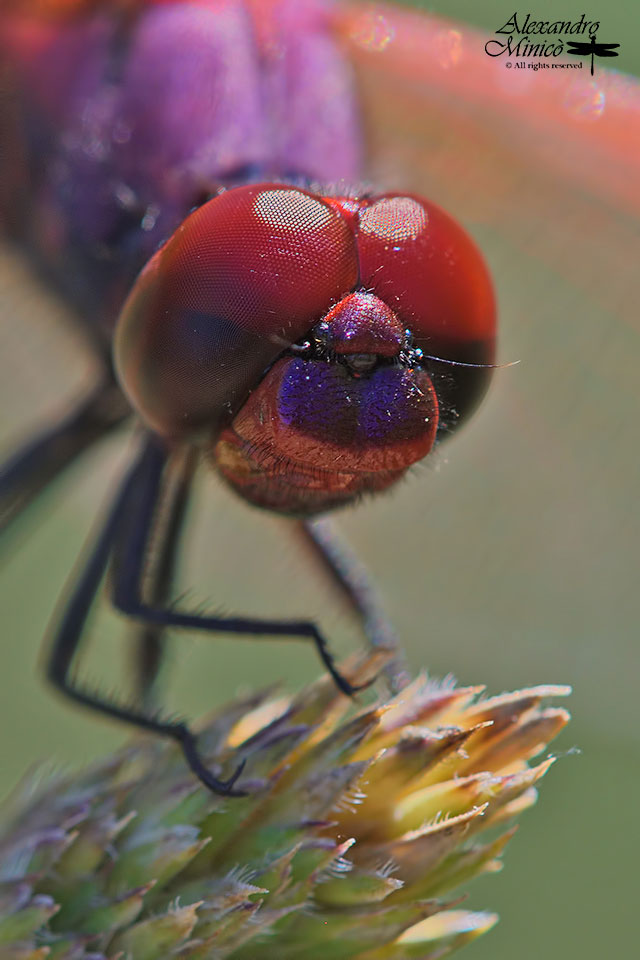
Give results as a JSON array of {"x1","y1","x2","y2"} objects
[{"x1": 485, "y1": 12, "x2": 599, "y2": 59}]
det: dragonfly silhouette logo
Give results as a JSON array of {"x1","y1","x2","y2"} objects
[
  {"x1": 567, "y1": 37, "x2": 620, "y2": 75},
  {"x1": 485, "y1": 12, "x2": 620, "y2": 75}
]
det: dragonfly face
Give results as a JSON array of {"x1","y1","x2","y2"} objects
[{"x1": 114, "y1": 183, "x2": 495, "y2": 513}]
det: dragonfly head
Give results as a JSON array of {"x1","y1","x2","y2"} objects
[{"x1": 113, "y1": 184, "x2": 496, "y2": 514}]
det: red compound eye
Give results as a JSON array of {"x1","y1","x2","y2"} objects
[
  {"x1": 357, "y1": 194, "x2": 495, "y2": 357},
  {"x1": 356, "y1": 193, "x2": 496, "y2": 426},
  {"x1": 114, "y1": 183, "x2": 358, "y2": 437}
]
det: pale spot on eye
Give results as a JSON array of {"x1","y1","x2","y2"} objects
[
  {"x1": 360, "y1": 198, "x2": 427, "y2": 242},
  {"x1": 253, "y1": 189, "x2": 332, "y2": 232}
]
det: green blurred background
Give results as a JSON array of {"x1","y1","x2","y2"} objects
[{"x1": 0, "y1": 2, "x2": 637, "y2": 958}]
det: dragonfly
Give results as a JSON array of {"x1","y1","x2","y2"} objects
[
  {"x1": 567, "y1": 37, "x2": 620, "y2": 76},
  {"x1": 0, "y1": 0, "x2": 498, "y2": 794},
  {"x1": 1, "y1": 1, "x2": 638, "y2": 798}
]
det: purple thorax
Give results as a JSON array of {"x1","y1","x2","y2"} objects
[{"x1": 6, "y1": 0, "x2": 361, "y2": 327}]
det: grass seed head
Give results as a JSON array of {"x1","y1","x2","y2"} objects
[{"x1": 0, "y1": 653, "x2": 570, "y2": 959}]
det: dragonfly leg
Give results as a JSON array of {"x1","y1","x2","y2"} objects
[
  {"x1": 125, "y1": 446, "x2": 198, "y2": 710},
  {"x1": 45, "y1": 434, "x2": 247, "y2": 796},
  {"x1": 0, "y1": 374, "x2": 129, "y2": 536},
  {"x1": 298, "y1": 518, "x2": 410, "y2": 695},
  {"x1": 111, "y1": 446, "x2": 365, "y2": 698}
]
